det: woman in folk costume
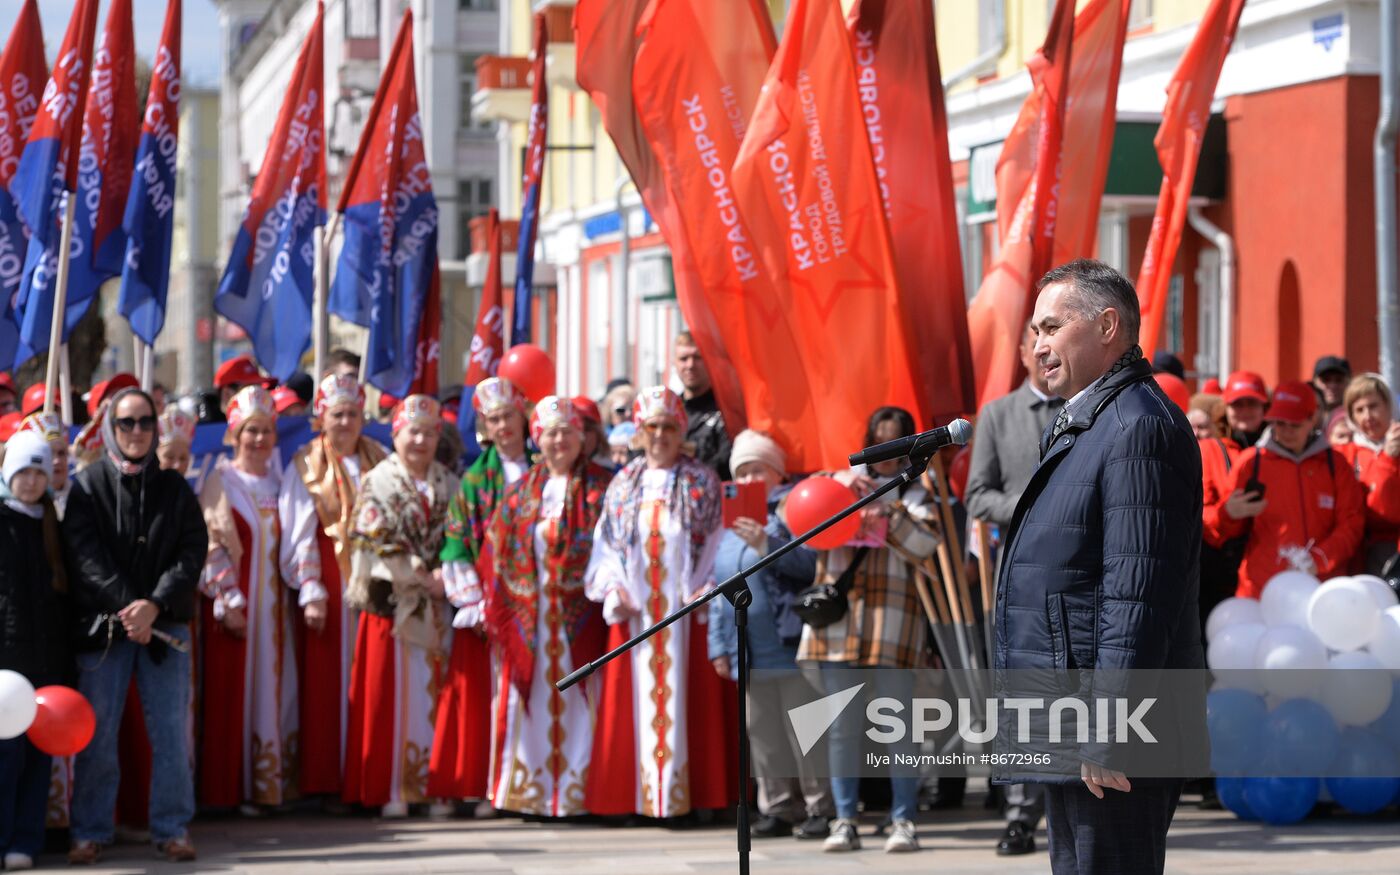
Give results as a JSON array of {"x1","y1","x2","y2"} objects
[
  {"x1": 197, "y1": 386, "x2": 300, "y2": 814},
  {"x1": 481, "y1": 397, "x2": 612, "y2": 816},
  {"x1": 428, "y1": 377, "x2": 535, "y2": 805},
  {"x1": 343, "y1": 395, "x2": 456, "y2": 817},
  {"x1": 278, "y1": 375, "x2": 387, "y2": 801},
  {"x1": 584, "y1": 386, "x2": 736, "y2": 819}
]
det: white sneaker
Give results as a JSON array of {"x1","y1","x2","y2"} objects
[
  {"x1": 380, "y1": 801, "x2": 410, "y2": 819},
  {"x1": 822, "y1": 818, "x2": 861, "y2": 852},
  {"x1": 884, "y1": 818, "x2": 920, "y2": 853},
  {"x1": 4, "y1": 851, "x2": 34, "y2": 870}
]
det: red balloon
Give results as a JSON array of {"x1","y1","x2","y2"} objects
[
  {"x1": 948, "y1": 444, "x2": 973, "y2": 503},
  {"x1": 27, "y1": 686, "x2": 96, "y2": 757},
  {"x1": 1154, "y1": 372, "x2": 1191, "y2": 412},
  {"x1": 498, "y1": 344, "x2": 556, "y2": 402},
  {"x1": 786, "y1": 477, "x2": 862, "y2": 550}
]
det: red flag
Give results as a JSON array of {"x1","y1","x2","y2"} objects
[
  {"x1": 847, "y1": 0, "x2": 975, "y2": 421},
  {"x1": 575, "y1": 0, "x2": 747, "y2": 435},
  {"x1": 630, "y1": 0, "x2": 787, "y2": 443},
  {"x1": 410, "y1": 267, "x2": 441, "y2": 396},
  {"x1": 731, "y1": 0, "x2": 920, "y2": 470},
  {"x1": 464, "y1": 210, "x2": 505, "y2": 385},
  {"x1": 0, "y1": 0, "x2": 47, "y2": 195},
  {"x1": 966, "y1": 0, "x2": 1129, "y2": 406},
  {"x1": 1137, "y1": 0, "x2": 1245, "y2": 356}
]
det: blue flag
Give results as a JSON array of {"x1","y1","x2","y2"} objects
[{"x1": 512, "y1": 13, "x2": 548, "y2": 346}]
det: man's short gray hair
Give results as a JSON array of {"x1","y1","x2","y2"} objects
[{"x1": 1037, "y1": 258, "x2": 1141, "y2": 345}]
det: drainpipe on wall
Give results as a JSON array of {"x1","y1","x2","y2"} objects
[
  {"x1": 614, "y1": 175, "x2": 632, "y2": 382},
  {"x1": 943, "y1": 0, "x2": 1007, "y2": 90},
  {"x1": 1377, "y1": 0, "x2": 1399, "y2": 390},
  {"x1": 1188, "y1": 208, "x2": 1236, "y2": 384}
]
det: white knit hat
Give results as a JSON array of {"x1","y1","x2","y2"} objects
[
  {"x1": 3, "y1": 430, "x2": 52, "y2": 489},
  {"x1": 730, "y1": 429, "x2": 785, "y2": 478}
]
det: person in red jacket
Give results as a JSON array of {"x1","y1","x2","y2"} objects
[
  {"x1": 1337, "y1": 374, "x2": 1400, "y2": 573},
  {"x1": 1209, "y1": 381, "x2": 1366, "y2": 599}
]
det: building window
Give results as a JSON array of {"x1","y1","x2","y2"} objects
[
  {"x1": 460, "y1": 0, "x2": 497, "y2": 10},
  {"x1": 459, "y1": 55, "x2": 492, "y2": 132},
  {"x1": 346, "y1": 0, "x2": 378, "y2": 39},
  {"x1": 458, "y1": 178, "x2": 494, "y2": 257}
]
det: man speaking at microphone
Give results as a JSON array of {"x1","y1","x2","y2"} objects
[{"x1": 993, "y1": 260, "x2": 1205, "y2": 874}]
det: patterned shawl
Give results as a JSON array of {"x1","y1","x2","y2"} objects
[
  {"x1": 294, "y1": 434, "x2": 388, "y2": 579},
  {"x1": 441, "y1": 443, "x2": 538, "y2": 566},
  {"x1": 347, "y1": 453, "x2": 456, "y2": 650},
  {"x1": 486, "y1": 459, "x2": 613, "y2": 701},
  {"x1": 598, "y1": 454, "x2": 721, "y2": 569}
]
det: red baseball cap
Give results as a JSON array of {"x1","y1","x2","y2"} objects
[
  {"x1": 87, "y1": 373, "x2": 139, "y2": 418},
  {"x1": 215, "y1": 355, "x2": 271, "y2": 390},
  {"x1": 21, "y1": 384, "x2": 46, "y2": 416},
  {"x1": 572, "y1": 396, "x2": 602, "y2": 425},
  {"x1": 1223, "y1": 371, "x2": 1268, "y2": 406},
  {"x1": 1201, "y1": 378, "x2": 1222, "y2": 395},
  {"x1": 1266, "y1": 380, "x2": 1319, "y2": 424},
  {"x1": 0, "y1": 411, "x2": 21, "y2": 442},
  {"x1": 271, "y1": 386, "x2": 302, "y2": 414}
]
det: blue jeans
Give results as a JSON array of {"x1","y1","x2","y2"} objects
[
  {"x1": 0, "y1": 736, "x2": 51, "y2": 857},
  {"x1": 820, "y1": 663, "x2": 920, "y2": 822},
  {"x1": 71, "y1": 625, "x2": 194, "y2": 844}
]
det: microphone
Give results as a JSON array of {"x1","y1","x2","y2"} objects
[{"x1": 847, "y1": 418, "x2": 973, "y2": 468}]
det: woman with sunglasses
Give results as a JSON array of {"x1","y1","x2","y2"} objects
[
  {"x1": 476, "y1": 397, "x2": 612, "y2": 816},
  {"x1": 64, "y1": 387, "x2": 206, "y2": 864},
  {"x1": 196, "y1": 386, "x2": 300, "y2": 816},
  {"x1": 584, "y1": 387, "x2": 733, "y2": 820}
]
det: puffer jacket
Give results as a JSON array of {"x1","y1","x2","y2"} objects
[
  {"x1": 63, "y1": 454, "x2": 209, "y2": 648},
  {"x1": 994, "y1": 358, "x2": 1206, "y2": 781},
  {"x1": 1208, "y1": 431, "x2": 1365, "y2": 598},
  {"x1": 0, "y1": 502, "x2": 70, "y2": 686}
]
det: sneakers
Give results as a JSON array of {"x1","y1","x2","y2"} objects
[
  {"x1": 3, "y1": 852, "x2": 33, "y2": 870},
  {"x1": 749, "y1": 814, "x2": 793, "y2": 838},
  {"x1": 380, "y1": 801, "x2": 410, "y2": 818},
  {"x1": 996, "y1": 820, "x2": 1036, "y2": 856},
  {"x1": 795, "y1": 815, "x2": 831, "y2": 840},
  {"x1": 67, "y1": 841, "x2": 102, "y2": 865},
  {"x1": 155, "y1": 835, "x2": 199, "y2": 862},
  {"x1": 884, "y1": 818, "x2": 920, "y2": 853},
  {"x1": 821, "y1": 818, "x2": 861, "y2": 852}
]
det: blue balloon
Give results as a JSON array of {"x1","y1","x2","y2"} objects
[
  {"x1": 1243, "y1": 776, "x2": 1319, "y2": 825},
  {"x1": 1367, "y1": 679, "x2": 1400, "y2": 748},
  {"x1": 1326, "y1": 727, "x2": 1400, "y2": 815},
  {"x1": 1262, "y1": 699, "x2": 1339, "y2": 775},
  {"x1": 1216, "y1": 776, "x2": 1258, "y2": 820},
  {"x1": 1208, "y1": 689, "x2": 1268, "y2": 774}
]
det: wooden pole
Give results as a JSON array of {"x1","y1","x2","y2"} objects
[
  {"x1": 314, "y1": 214, "x2": 341, "y2": 380},
  {"x1": 929, "y1": 456, "x2": 977, "y2": 630},
  {"x1": 141, "y1": 343, "x2": 155, "y2": 393},
  {"x1": 58, "y1": 347, "x2": 72, "y2": 426},
  {"x1": 42, "y1": 195, "x2": 76, "y2": 417},
  {"x1": 975, "y1": 519, "x2": 995, "y2": 616}
]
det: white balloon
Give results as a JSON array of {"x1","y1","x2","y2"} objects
[
  {"x1": 1208, "y1": 622, "x2": 1268, "y2": 693},
  {"x1": 1206, "y1": 597, "x2": 1264, "y2": 642},
  {"x1": 1368, "y1": 606, "x2": 1400, "y2": 673},
  {"x1": 1307, "y1": 577, "x2": 1381, "y2": 651},
  {"x1": 1255, "y1": 625, "x2": 1329, "y2": 699},
  {"x1": 1261, "y1": 570, "x2": 1320, "y2": 629},
  {"x1": 1320, "y1": 651, "x2": 1393, "y2": 726},
  {"x1": 0, "y1": 670, "x2": 37, "y2": 740},
  {"x1": 1352, "y1": 574, "x2": 1400, "y2": 610}
]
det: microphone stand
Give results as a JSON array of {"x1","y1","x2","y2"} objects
[{"x1": 557, "y1": 443, "x2": 942, "y2": 874}]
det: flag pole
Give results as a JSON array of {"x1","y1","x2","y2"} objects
[
  {"x1": 58, "y1": 345, "x2": 73, "y2": 425},
  {"x1": 313, "y1": 225, "x2": 326, "y2": 380},
  {"x1": 141, "y1": 343, "x2": 154, "y2": 393},
  {"x1": 42, "y1": 194, "x2": 76, "y2": 417}
]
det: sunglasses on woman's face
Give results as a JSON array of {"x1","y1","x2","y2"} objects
[
  {"x1": 114, "y1": 415, "x2": 157, "y2": 433},
  {"x1": 643, "y1": 421, "x2": 680, "y2": 435}
]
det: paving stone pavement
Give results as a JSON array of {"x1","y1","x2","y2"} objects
[{"x1": 57, "y1": 800, "x2": 1400, "y2": 874}]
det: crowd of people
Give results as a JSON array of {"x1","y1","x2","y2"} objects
[{"x1": 0, "y1": 305, "x2": 1391, "y2": 868}]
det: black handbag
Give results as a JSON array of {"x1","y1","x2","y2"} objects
[{"x1": 793, "y1": 547, "x2": 870, "y2": 629}]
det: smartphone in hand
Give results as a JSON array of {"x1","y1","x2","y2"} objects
[{"x1": 722, "y1": 481, "x2": 767, "y2": 528}]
